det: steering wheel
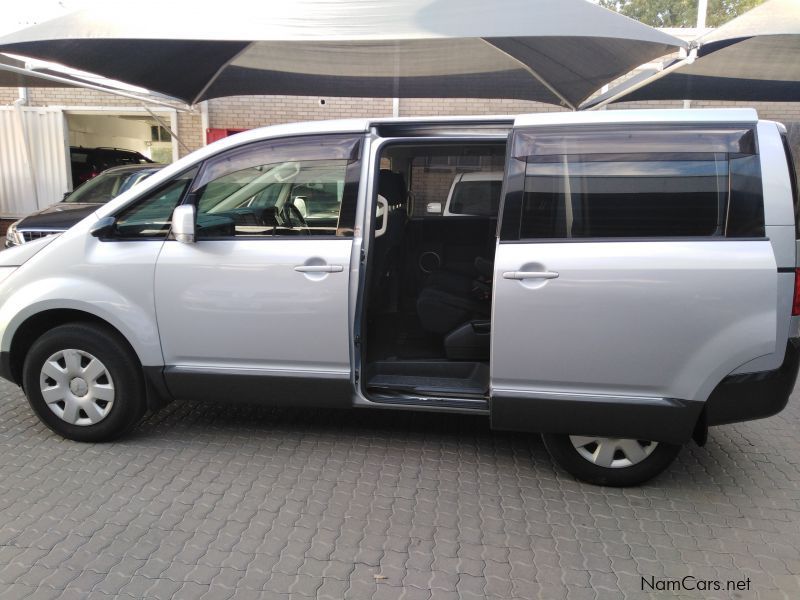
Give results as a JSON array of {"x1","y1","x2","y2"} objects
[{"x1": 280, "y1": 202, "x2": 309, "y2": 232}]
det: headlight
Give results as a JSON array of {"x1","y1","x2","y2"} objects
[{"x1": 4, "y1": 221, "x2": 23, "y2": 247}]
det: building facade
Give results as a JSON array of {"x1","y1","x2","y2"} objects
[{"x1": 1, "y1": 84, "x2": 799, "y2": 217}]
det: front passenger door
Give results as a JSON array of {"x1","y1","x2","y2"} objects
[{"x1": 154, "y1": 134, "x2": 363, "y2": 406}]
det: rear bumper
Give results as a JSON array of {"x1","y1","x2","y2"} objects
[
  {"x1": 705, "y1": 338, "x2": 800, "y2": 427},
  {"x1": 490, "y1": 393, "x2": 703, "y2": 444},
  {"x1": 490, "y1": 339, "x2": 799, "y2": 444}
]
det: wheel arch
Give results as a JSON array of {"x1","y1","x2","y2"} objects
[
  {"x1": 9, "y1": 309, "x2": 127, "y2": 385},
  {"x1": 4, "y1": 307, "x2": 171, "y2": 411}
]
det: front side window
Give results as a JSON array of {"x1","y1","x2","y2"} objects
[
  {"x1": 190, "y1": 135, "x2": 361, "y2": 239},
  {"x1": 113, "y1": 168, "x2": 198, "y2": 239},
  {"x1": 194, "y1": 160, "x2": 349, "y2": 238},
  {"x1": 509, "y1": 127, "x2": 764, "y2": 240}
]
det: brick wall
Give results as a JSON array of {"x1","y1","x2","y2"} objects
[
  {"x1": 25, "y1": 86, "x2": 150, "y2": 107},
  {"x1": 176, "y1": 111, "x2": 203, "y2": 157},
  {"x1": 397, "y1": 98, "x2": 567, "y2": 117},
  {"x1": 0, "y1": 88, "x2": 17, "y2": 104},
  {"x1": 207, "y1": 95, "x2": 394, "y2": 130},
  {"x1": 2, "y1": 86, "x2": 800, "y2": 157}
]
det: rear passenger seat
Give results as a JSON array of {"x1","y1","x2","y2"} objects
[{"x1": 416, "y1": 256, "x2": 493, "y2": 360}]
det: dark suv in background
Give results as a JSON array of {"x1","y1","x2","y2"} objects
[{"x1": 70, "y1": 146, "x2": 154, "y2": 186}]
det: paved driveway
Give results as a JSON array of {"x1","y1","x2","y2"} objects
[{"x1": 0, "y1": 379, "x2": 799, "y2": 600}]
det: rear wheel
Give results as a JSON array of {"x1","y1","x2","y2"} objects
[
  {"x1": 22, "y1": 322, "x2": 146, "y2": 442},
  {"x1": 542, "y1": 433, "x2": 681, "y2": 486}
]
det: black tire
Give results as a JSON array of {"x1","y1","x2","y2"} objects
[
  {"x1": 22, "y1": 322, "x2": 146, "y2": 442},
  {"x1": 542, "y1": 433, "x2": 681, "y2": 487}
]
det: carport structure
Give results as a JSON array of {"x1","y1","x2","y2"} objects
[
  {"x1": 0, "y1": 0, "x2": 691, "y2": 220},
  {"x1": 0, "y1": 0, "x2": 685, "y2": 110},
  {"x1": 582, "y1": 0, "x2": 800, "y2": 108},
  {"x1": 0, "y1": 56, "x2": 188, "y2": 218}
]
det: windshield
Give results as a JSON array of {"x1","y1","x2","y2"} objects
[{"x1": 66, "y1": 170, "x2": 148, "y2": 204}]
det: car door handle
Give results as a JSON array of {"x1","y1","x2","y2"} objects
[
  {"x1": 294, "y1": 265, "x2": 344, "y2": 273},
  {"x1": 502, "y1": 270, "x2": 559, "y2": 280}
]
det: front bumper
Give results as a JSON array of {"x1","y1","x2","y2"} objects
[{"x1": 705, "y1": 338, "x2": 800, "y2": 427}]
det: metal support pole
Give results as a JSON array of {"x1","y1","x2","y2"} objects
[
  {"x1": 142, "y1": 104, "x2": 191, "y2": 154},
  {"x1": 588, "y1": 49, "x2": 697, "y2": 111},
  {"x1": 0, "y1": 62, "x2": 188, "y2": 111},
  {"x1": 697, "y1": 0, "x2": 708, "y2": 30}
]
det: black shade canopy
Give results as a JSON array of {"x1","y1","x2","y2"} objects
[
  {"x1": 0, "y1": 0, "x2": 684, "y2": 109},
  {"x1": 581, "y1": 0, "x2": 800, "y2": 108},
  {"x1": 0, "y1": 55, "x2": 78, "y2": 88}
]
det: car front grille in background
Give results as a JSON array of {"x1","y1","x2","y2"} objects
[{"x1": 21, "y1": 230, "x2": 58, "y2": 243}]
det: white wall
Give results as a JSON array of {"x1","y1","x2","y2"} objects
[
  {"x1": 0, "y1": 106, "x2": 69, "y2": 218},
  {"x1": 67, "y1": 114, "x2": 152, "y2": 156}
]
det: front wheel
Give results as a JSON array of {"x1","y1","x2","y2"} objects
[
  {"x1": 542, "y1": 433, "x2": 681, "y2": 486},
  {"x1": 22, "y1": 322, "x2": 147, "y2": 442}
]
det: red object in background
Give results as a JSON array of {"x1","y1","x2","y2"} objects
[
  {"x1": 77, "y1": 170, "x2": 99, "y2": 185},
  {"x1": 206, "y1": 128, "x2": 248, "y2": 144}
]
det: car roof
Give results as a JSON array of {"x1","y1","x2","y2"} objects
[
  {"x1": 196, "y1": 108, "x2": 760, "y2": 159},
  {"x1": 512, "y1": 108, "x2": 758, "y2": 128},
  {"x1": 70, "y1": 146, "x2": 146, "y2": 153},
  {"x1": 95, "y1": 164, "x2": 166, "y2": 175}
]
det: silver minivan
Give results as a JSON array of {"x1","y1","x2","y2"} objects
[{"x1": 0, "y1": 109, "x2": 797, "y2": 486}]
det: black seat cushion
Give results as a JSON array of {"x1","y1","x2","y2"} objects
[{"x1": 417, "y1": 287, "x2": 490, "y2": 334}]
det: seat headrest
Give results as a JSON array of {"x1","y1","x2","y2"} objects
[{"x1": 378, "y1": 170, "x2": 407, "y2": 207}]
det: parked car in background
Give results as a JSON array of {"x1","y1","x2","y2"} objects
[
  {"x1": 5, "y1": 164, "x2": 164, "y2": 248},
  {"x1": 422, "y1": 171, "x2": 503, "y2": 217},
  {"x1": 70, "y1": 146, "x2": 155, "y2": 186},
  {"x1": 0, "y1": 110, "x2": 796, "y2": 487},
  {"x1": 444, "y1": 171, "x2": 503, "y2": 216}
]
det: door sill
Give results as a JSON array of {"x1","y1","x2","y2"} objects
[
  {"x1": 366, "y1": 360, "x2": 489, "y2": 395},
  {"x1": 367, "y1": 391, "x2": 489, "y2": 412},
  {"x1": 364, "y1": 360, "x2": 490, "y2": 412}
]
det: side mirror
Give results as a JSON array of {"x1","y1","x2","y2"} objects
[
  {"x1": 89, "y1": 216, "x2": 116, "y2": 238},
  {"x1": 172, "y1": 204, "x2": 196, "y2": 244},
  {"x1": 426, "y1": 202, "x2": 442, "y2": 214}
]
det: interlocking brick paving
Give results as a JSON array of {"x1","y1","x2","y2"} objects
[{"x1": 1, "y1": 379, "x2": 799, "y2": 599}]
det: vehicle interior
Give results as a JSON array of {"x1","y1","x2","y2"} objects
[
  {"x1": 362, "y1": 141, "x2": 507, "y2": 407},
  {"x1": 193, "y1": 160, "x2": 347, "y2": 238}
]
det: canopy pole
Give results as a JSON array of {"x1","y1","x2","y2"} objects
[
  {"x1": 697, "y1": 0, "x2": 709, "y2": 30},
  {"x1": 479, "y1": 39, "x2": 576, "y2": 110},
  {"x1": 0, "y1": 62, "x2": 188, "y2": 111},
  {"x1": 587, "y1": 49, "x2": 697, "y2": 111},
  {"x1": 142, "y1": 104, "x2": 191, "y2": 154}
]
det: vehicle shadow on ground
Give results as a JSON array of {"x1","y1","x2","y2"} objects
[{"x1": 127, "y1": 396, "x2": 766, "y2": 491}]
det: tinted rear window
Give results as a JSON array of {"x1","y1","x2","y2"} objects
[
  {"x1": 512, "y1": 126, "x2": 763, "y2": 240},
  {"x1": 449, "y1": 180, "x2": 502, "y2": 216}
]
